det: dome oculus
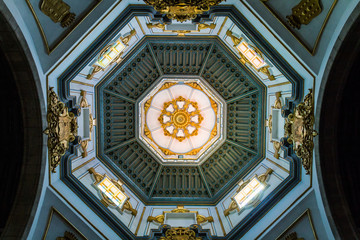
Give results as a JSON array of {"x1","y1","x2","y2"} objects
[{"x1": 139, "y1": 78, "x2": 225, "y2": 164}]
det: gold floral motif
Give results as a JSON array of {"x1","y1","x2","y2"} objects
[
  {"x1": 144, "y1": 97, "x2": 153, "y2": 115},
  {"x1": 158, "y1": 82, "x2": 177, "y2": 91},
  {"x1": 158, "y1": 96, "x2": 203, "y2": 142},
  {"x1": 185, "y1": 82, "x2": 203, "y2": 91},
  {"x1": 284, "y1": 89, "x2": 317, "y2": 174},
  {"x1": 40, "y1": 0, "x2": 76, "y2": 28},
  {"x1": 143, "y1": 0, "x2": 224, "y2": 22},
  {"x1": 44, "y1": 87, "x2": 78, "y2": 173}
]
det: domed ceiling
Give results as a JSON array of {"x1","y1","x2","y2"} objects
[
  {"x1": 55, "y1": 4, "x2": 305, "y2": 239},
  {"x1": 96, "y1": 37, "x2": 265, "y2": 204}
]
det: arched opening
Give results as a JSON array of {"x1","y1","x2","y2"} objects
[
  {"x1": 0, "y1": 11, "x2": 46, "y2": 239},
  {"x1": 319, "y1": 10, "x2": 360, "y2": 239}
]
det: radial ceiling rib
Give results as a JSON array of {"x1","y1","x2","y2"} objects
[
  {"x1": 104, "y1": 137, "x2": 136, "y2": 154},
  {"x1": 148, "y1": 165, "x2": 164, "y2": 197},
  {"x1": 148, "y1": 43, "x2": 164, "y2": 76},
  {"x1": 199, "y1": 43, "x2": 214, "y2": 76},
  {"x1": 226, "y1": 89, "x2": 259, "y2": 104},
  {"x1": 103, "y1": 88, "x2": 136, "y2": 103},
  {"x1": 197, "y1": 166, "x2": 213, "y2": 198},
  {"x1": 226, "y1": 139, "x2": 258, "y2": 155}
]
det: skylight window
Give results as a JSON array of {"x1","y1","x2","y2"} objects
[
  {"x1": 97, "y1": 177, "x2": 127, "y2": 207},
  {"x1": 234, "y1": 177, "x2": 265, "y2": 209},
  {"x1": 97, "y1": 40, "x2": 125, "y2": 68},
  {"x1": 236, "y1": 42, "x2": 265, "y2": 69}
]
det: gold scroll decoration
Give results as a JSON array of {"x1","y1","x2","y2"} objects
[
  {"x1": 44, "y1": 87, "x2": 78, "y2": 173},
  {"x1": 143, "y1": 0, "x2": 224, "y2": 22},
  {"x1": 88, "y1": 168, "x2": 137, "y2": 216},
  {"x1": 147, "y1": 206, "x2": 213, "y2": 225},
  {"x1": 87, "y1": 29, "x2": 136, "y2": 80},
  {"x1": 284, "y1": 89, "x2": 317, "y2": 174},
  {"x1": 224, "y1": 168, "x2": 273, "y2": 216},
  {"x1": 226, "y1": 30, "x2": 275, "y2": 80},
  {"x1": 286, "y1": 0, "x2": 322, "y2": 29},
  {"x1": 56, "y1": 231, "x2": 78, "y2": 240},
  {"x1": 40, "y1": 0, "x2": 76, "y2": 28},
  {"x1": 159, "y1": 227, "x2": 202, "y2": 240},
  {"x1": 79, "y1": 90, "x2": 94, "y2": 158}
]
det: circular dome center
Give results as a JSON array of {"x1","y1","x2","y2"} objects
[
  {"x1": 173, "y1": 111, "x2": 189, "y2": 128},
  {"x1": 141, "y1": 79, "x2": 223, "y2": 161}
]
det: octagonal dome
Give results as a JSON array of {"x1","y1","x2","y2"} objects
[
  {"x1": 96, "y1": 37, "x2": 265, "y2": 203},
  {"x1": 138, "y1": 77, "x2": 226, "y2": 164}
]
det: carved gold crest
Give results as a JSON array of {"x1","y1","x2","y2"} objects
[
  {"x1": 284, "y1": 89, "x2": 318, "y2": 174},
  {"x1": 143, "y1": 0, "x2": 224, "y2": 22},
  {"x1": 44, "y1": 87, "x2": 78, "y2": 173}
]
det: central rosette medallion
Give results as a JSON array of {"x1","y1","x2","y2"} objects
[
  {"x1": 139, "y1": 78, "x2": 225, "y2": 164},
  {"x1": 159, "y1": 96, "x2": 203, "y2": 142}
]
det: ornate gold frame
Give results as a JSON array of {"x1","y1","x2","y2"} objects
[
  {"x1": 44, "y1": 87, "x2": 78, "y2": 173},
  {"x1": 256, "y1": 0, "x2": 337, "y2": 55},
  {"x1": 147, "y1": 206, "x2": 214, "y2": 225},
  {"x1": 25, "y1": 0, "x2": 102, "y2": 54},
  {"x1": 266, "y1": 92, "x2": 283, "y2": 159}
]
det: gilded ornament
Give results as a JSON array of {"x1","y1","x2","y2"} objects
[
  {"x1": 286, "y1": 0, "x2": 322, "y2": 29},
  {"x1": 185, "y1": 82, "x2": 203, "y2": 91},
  {"x1": 272, "y1": 140, "x2": 281, "y2": 159},
  {"x1": 283, "y1": 89, "x2": 317, "y2": 174},
  {"x1": 143, "y1": 0, "x2": 224, "y2": 22},
  {"x1": 273, "y1": 92, "x2": 282, "y2": 109},
  {"x1": 44, "y1": 87, "x2": 78, "y2": 173},
  {"x1": 147, "y1": 22, "x2": 166, "y2": 30},
  {"x1": 40, "y1": 0, "x2": 76, "y2": 28},
  {"x1": 224, "y1": 200, "x2": 239, "y2": 216},
  {"x1": 122, "y1": 200, "x2": 138, "y2": 216},
  {"x1": 267, "y1": 115, "x2": 273, "y2": 134},
  {"x1": 148, "y1": 206, "x2": 213, "y2": 226},
  {"x1": 56, "y1": 231, "x2": 78, "y2": 240},
  {"x1": 160, "y1": 227, "x2": 202, "y2": 240},
  {"x1": 158, "y1": 96, "x2": 203, "y2": 142},
  {"x1": 79, "y1": 90, "x2": 94, "y2": 158},
  {"x1": 198, "y1": 23, "x2": 216, "y2": 31}
]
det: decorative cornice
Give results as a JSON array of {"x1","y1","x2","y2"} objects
[{"x1": 44, "y1": 87, "x2": 78, "y2": 173}]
